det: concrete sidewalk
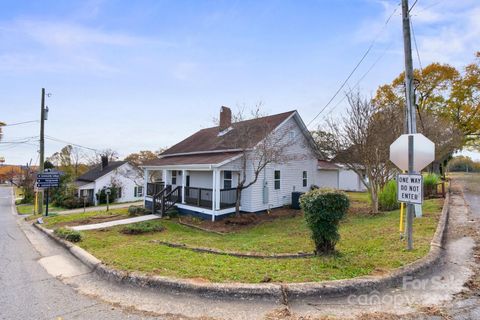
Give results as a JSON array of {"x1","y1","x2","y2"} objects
[
  {"x1": 71, "y1": 214, "x2": 159, "y2": 231},
  {"x1": 56, "y1": 201, "x2": 143, "y2": 215}
]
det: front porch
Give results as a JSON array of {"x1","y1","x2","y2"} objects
[{"x1": 143, "y1": 168, "x2": 239, "y2": 221}]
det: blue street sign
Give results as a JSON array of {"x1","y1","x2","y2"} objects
[{"x1": 36, "y1": 172, "x2": 60, "y2": 188}]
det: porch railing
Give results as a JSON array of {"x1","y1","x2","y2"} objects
[
  {"x1": 147, "y1": 182, "x2": 165, "y2": 196},
  {"x1": 219, "y1": 188, "x2": 237, "y2": 209},
  {"x1": 184, "y1": 186, "x2": 237, "y2": 209}
]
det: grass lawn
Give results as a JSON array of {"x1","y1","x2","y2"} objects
[
  {"x1": 16, "y1": 204, "x2": 66, "y2": 215},
  {"x1": 73, "y1": 197, "x2": 443, "y2": 283},
  {"x1": 36, "y1": 208, "x2": 131, "y2": 229}
]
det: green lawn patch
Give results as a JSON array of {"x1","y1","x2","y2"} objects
[
  {"x1": 16, "y1": 204, "x2": 65, "y2": 215},
  {"x1": 78, "y1": 198, "x2": 443, "y2": 283},
  {"x1": 36, "y1": 208, "x2": 131, "y2": 229}
]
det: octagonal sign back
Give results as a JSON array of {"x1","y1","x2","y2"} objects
[{"x1": 389, "y1": 133, "x2": 435, "y2": 172}]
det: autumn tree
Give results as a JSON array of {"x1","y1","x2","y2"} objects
[
  {"x1": 47, "y1": 145, "x2": 88, "y2": 178},
  {"x1": 123, "y1": 150, "x2": 160, "y2": 186},
  {"x1": 373, "y1": 51, "x2": 480, "y2": 159},
  {"x1": 0, "y1": 122, "x2": 5, "y2": 141}
]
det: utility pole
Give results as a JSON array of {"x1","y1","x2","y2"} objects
[
  {"x1": 402, "y1": 0, "x2": 417, "y2": 250},
  {"x1": 37, "y1": 88, "x2": 46, "y2": 215}
]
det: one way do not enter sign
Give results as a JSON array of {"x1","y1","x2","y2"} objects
[{"x1": 397, "y1": 174, "x2": 423, "y2": 205}]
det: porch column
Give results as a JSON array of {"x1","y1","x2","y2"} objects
[
  {"x1": 212, "y1": 170, "x2": 216, "y2": 211},
  {"x1": 181, "y1": 169, "x2": 186, "y2": 204},
  {"x1": 215, "y1": 169, "x2": 221, "y2": 210},
  {"x1": 143, "y1": 168, "x2": 148, "y2": 207},
  {"x1": 163, "y1": 169, "x2": 168, "y2": 185}
]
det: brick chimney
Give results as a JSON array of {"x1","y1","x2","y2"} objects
[
  {"x1": 219, "y1": 106, "x2": 232, "y2": 131},
  {"x1": 101, "y1": 155, "x2": 109, "y2": 170}
]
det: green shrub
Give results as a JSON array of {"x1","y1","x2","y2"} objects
[
  {"x1": 300, "y1": 188, "x2": 350, "y2": 254},
  {"x1": 54, "y1": 227, "x2": 83, "y2": 242},
  {"x1": 128, "y1": 205, "x2": 147, "y2": 216},
  {"x1": 62, "y1": 197, "x2": 91, "y2": 209},
  {"x1": 423, "y1": 173, "x2": 440, "y2": 197},
  {"x1": 120, "y1": 221, "x2": 165, "y2": 235},
  {"x1": 378, "y1": 180, "x2": 400, "y2": 211},
  {"x1": 423, "y1": 173, "x2": 440, "y2": 189}
]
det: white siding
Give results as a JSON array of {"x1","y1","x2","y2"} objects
[
  {"x1": 188, "y1": 171, "x2": 213, "y2": 188},
  {"x1": 228, "y1": 116, "x2": 318, "y2": 212},
  {"x1": 338, "y1": 169, "x2": 366, "y2": 191},
  {"x1": 90, "y1": 163, "x2": 143, "y2": 205},
  {"x1": 316, "y1": 170, "x2": 339, "y2": 189}
]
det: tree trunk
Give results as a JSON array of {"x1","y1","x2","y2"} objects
[
  {"x1": 370, "y1": 187, "x2": 379, "y2": 214},
  {"x1": 235, "y1": 187, "x2": 242, "y2": 217},
  {"x1": 431, "y1": 161, "x2": 441, "y2": 175}
]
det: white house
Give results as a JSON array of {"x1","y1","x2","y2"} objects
[
  {"x1": 316, "y1": 161, "x2": 368, "y2": 192},
  {"x1": 141, "y1": 107, "x2": 320, "y2": 221},
  {"x1": 76, "y1": 157, "x2": 144, "y2": 206}
]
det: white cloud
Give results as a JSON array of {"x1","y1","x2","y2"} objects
[
  {"x1": 356, "y1": 0, "x2": 480, "y2": 68},
  {"x1": 0, "y1": 18, "x2": 171, "y2": 75}
]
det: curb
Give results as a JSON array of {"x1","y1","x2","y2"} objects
[{"x1": 32, "y1": 193, "x2": 450, "y2": 302}]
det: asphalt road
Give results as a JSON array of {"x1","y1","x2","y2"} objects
[{"x1": 0, "y1": 186, "x2": 157, "y2": 320}]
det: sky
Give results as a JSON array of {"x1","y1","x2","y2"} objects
[{"x1": 1, "y1": 0, "x2": 479, "y2": 165}]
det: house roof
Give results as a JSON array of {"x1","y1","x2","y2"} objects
[
  {"x1": 76, "y1": 161, "x2": 126, "y2": 182},
  {"x1": 160, "y1": 110, "x2": 296, "y2": 156},
  {"x1": 143, "y1": 152, "x2": 242, "y2": 167},
  {"x1": 317, "y1": 160, "x2": 340, "y2": 170}
]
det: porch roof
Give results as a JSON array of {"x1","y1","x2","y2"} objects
[{"x1": 142, "y1": 151, "x2": 242, "y2": 168}]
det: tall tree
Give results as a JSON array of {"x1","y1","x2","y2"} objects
[
  {"x1": 315, "y1": 92, "x2": 402, "y2": 214},
  {"x1": 123, "y1": 150, "x2": 160, "y2": 186},
  {"x1": 47, "y1": 145, "x2": 88, "y2": 178},
  {"x1": 373, "y1": 52, "x2": 479, "y2": 152}
]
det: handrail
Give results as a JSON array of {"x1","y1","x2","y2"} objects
[{"x1": 162, "y1": 186, "x2": 181, "y2": 215}]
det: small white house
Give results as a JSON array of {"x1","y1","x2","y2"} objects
[
  {"x1": 141, "y1": 107, "x2": 320, "y2": 221},
  {"x1": 76, "y1": 157, "x2": 143, "y2": 206},
  {"x1": 315, "y1": 160, "x2": 367, "y2": 192}
]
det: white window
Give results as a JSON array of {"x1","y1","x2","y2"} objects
[
  {"x1": 134, "y1": 186, "x2": 144, "y2": 197},
  {"x1": 171, "y1": 171, "x2": 177, "y2": 185},
  {"x1": 274, "y1": 170, "x2": 281, "y2": 190},
  {"x1": 303, "y1": 171, "x2": 307, "y2": 187},
  {"x1": 224, "y1": 171, "x2": 232, "y2": 189},
  {"x1": 289, "y1": 130, "x2": 296, "y2": 140}
]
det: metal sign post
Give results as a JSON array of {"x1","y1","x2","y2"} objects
[{"x1": 36, "y1": 171, "x2": 60, "y2": 216}]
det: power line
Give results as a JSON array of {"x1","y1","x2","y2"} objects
[
  {"x1": 45, "y1": 135, "x2": 99, "y2": 152},
  {"x1": 306, "y1": 2, "x2": 400, "y2": 128},
  {"x1": 409, "y1": 0, "x2": 419, "y2": 12},
  {"x1": 2, "y1": 120, "x2": 39, "y2": 127},
  {"x1": 324, "y1": 42, "x2": 394, "y2": 118},
  {"x1": 410, "y1": 19, "x2": 423, "y2": 71},
  {"x1": 0, "y1": 136, "x2": 39, "y2": 144}
]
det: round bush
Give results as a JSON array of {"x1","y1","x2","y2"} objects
[{"x1": 300, "y1": 188, "x2": 350, "y2": 254}]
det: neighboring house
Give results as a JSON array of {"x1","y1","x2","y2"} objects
[
  {"x1": 315, "y1": 160, "x2": 367, "y2": 192},
  {"x1": 75, "y1": 157, "x2": 143, "y2": 205},
  {"x1": 338, "y1": 164, "x2": 368, "y2": 192},
  {"x1": 142, "y1": 107, "x2": 320, "y2": 221},
  {"x1": 316, "y1": 160, "x2": 340, "y2": 189}
]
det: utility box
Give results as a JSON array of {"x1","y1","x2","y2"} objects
[{"x1": 291, "y1": 192, "x2": 304, "y2": 210}]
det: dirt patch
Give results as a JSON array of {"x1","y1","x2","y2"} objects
[
  {"x1": 178, "y1": 208, "x2": 302, "y2": 233},
  {"x1": 55, "y1": 214, "x2": 128, "y2": 228},
  {"x1": 263, "y1": 307, "x2": 333, "y2": 320}
]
